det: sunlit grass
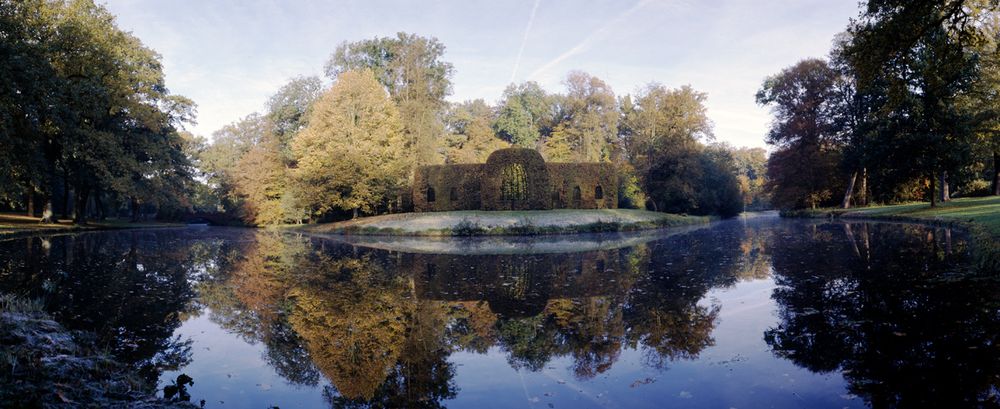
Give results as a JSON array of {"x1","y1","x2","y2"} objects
[
  {"x1": 844, "y1": 196, "x2": 1000, "y2": 237},
  {"x1": 0, "y1": 212, "x2": 183, "y2": 237}
]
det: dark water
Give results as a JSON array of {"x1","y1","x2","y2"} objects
[{"x1": 2, "y1": 215, "x2": 997, "y2": 408}]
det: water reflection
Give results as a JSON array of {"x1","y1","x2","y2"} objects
[
  {"x1": 764, "y1": 222, "x2": 1000, "y2": 407},
  {"x1": 192, "y1": 224, "x2": 760, "y2": 406},
  {"x1": 0, "y1": 218, "x2": 994, "y2": 408}
]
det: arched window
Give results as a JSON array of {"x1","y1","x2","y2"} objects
[
  {"x1": 427, "y1": 187, "x2": 436, "y2": 203},
  {"x1": 500, "y1": 164, "x2": 528, "y2": 201},
  {"x1": 595, "y1": 185, "x2": 604, "y2": 200},
  {"x1": 572, "y1": 185, "x2": 582, "y2": 205},
  {"x1": 450, "y1": 187, "x2": 459, "y2": 201}
]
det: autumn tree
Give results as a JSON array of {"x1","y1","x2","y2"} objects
[
  {"x1": 292, "y1": 69, "x2": 410, "y2": 219},
  {"x1": 620, "y1": 83, "x2": 740, "y2": 216},
  {"x1": 444, "y1": 100, "x2": 509, "y2": 163},
  {"x1": 544, "y1": 72, "x2": 619, "y2": 162},
  {"x1": 731, "y1": 147, "x2": 770, "y2": 209},
  {"x1": 326, "y1": 33, "x2": 454, "y2": 166}
]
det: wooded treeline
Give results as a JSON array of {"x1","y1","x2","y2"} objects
[
  {"x1": 198, "y1": 34, "x2": 762, "y2": 225},
  {"x1": 0, "y1": 0, "x2": 199, "y2": 223},
  {"x1": 761, "y1": 0, "x2": 1000, "y2": 209},
  {"x1": 2, "y1": 2, "x2": 765, "y2": 225}
]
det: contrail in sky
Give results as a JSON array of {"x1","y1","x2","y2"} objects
[
  {"x1": 527, "y1": 0, "x2": 652, "y2": 81},
  {"x1": 510, "y1": 0, "x2": 543, "y2": 84}
]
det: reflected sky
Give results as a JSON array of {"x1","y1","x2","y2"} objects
[{"x1": 1, "y1": 216, "x2": 994, "y2": 408}]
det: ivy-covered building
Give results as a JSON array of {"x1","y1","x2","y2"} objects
[{"x1": 413, "y1": 148, "x2": 618, "y2": 212}]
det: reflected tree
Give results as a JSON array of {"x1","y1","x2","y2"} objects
[{"x1": 765, "y1": 222, "x2": 1000, "y2": 407}]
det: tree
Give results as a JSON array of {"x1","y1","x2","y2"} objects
[
  {"x1": 326, "y1": 33, "x2": 454, "y2": 166},
  {"x1": 493, "y1": 82, "x2": 551, "y2": 148},
  {"x1": 443, "y1": 100, "x2": 509, "y2": 163},
  {"x1": 844, "y1": 0, "x2": 994, "y2": 206},
  {"x1": 543, "y1": 72, "x2": 619, "y2": 162},
  {"x1": 198, "y1": 114, "x2": 269, "y2": 221},
  {"x1": 730, "y1": 147, "x2": 770, "y2": 209},
  {"x1": 620, "y1": 83, "x2": 739, "y2": 216},
  {"x1": 0, "y1": 0, "x2": 196, "y2": 223},
  {"x1": 757, "y1": 59, "x2": 846, "y2": 209},
  {"x1": 266, "y1": 76, "x2": 323, "y2": 162},
  {"x1": 621, "y1": 84, "x2": 713, "y2": 181},
  {"x1": 292, "y1": 69, "x2": 410, "y2": 218}
]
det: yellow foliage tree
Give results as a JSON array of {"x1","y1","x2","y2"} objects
[
  {"x1": 287, "y1": 257, "x2": 412, "y2": 399},
  {"x1": 292, "y1": 69, "x2": 410, "y2": 218},
  {"x1": 232, "y1": 138, "x2": 289, "y2": 225}
]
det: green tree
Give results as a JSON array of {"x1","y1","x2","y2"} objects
[
  {"x1": 621, "y1": 83, "x2": 740, "y2": 216},
  {"x1": 494, "y1": 82, "x2": 551, "y2": 148},
  {"x1": 2, "y1": 0, "x2": 198, "y2": 224},
  {"x1": 844, "y1": 0, "x2": 995, "y2": 206},
  {"x1": 266, "y1": 75, "x2": 323, "y2": 162},
  {"x1": 292, "y1": 69, "x2": 410, "y2": 218},
  {"x1": 757, "y1": 59, "x2": 846, "y2": 209}
]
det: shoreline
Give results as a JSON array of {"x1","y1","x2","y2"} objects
[
  {"x1": 780, "y1": 196, "x2": 1000, "y2": 271},
  {"x1": 0, "y1": 213, "x2": 186, "y2": 241},
  {"x1": 289, "y1": 209, "x2": 715, "y2": 237}
]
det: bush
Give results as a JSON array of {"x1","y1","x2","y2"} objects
[
  {"x1": 451, "y1": 217, "x2": 486, "y2": 236},
  {"x1": 956, "y1": 179, "x2": 992, "y2": 198}
]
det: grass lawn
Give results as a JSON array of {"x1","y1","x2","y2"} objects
[
  {"x1": 297, "y1": 208, "x2": 712, "y2": 236},
  {"x1": 0, "y1": 213, "x2": 184, "y2": 238},
  {"x1": 792, "y1": 196, "x2": 1000, "y2": 238}
]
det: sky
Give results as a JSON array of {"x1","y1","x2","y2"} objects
[{"x1": 103, "y1": 0, "x2": 861, "y2": 149}]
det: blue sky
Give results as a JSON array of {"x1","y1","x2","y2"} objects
[{"x1": 104, "y1": 0, "x2": 860, "y2": 148}]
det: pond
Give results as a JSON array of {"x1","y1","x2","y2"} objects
[{"x1": 1, "y1": 215, "x2": 997, "y2": 408}]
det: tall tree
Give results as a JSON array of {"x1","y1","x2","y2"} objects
[
  {"x1": 444, "y1": 99, "x2": 509, "y2": 163},
  {"x1": 292, "y1": 69, "x2": 410, "y2": 218},
  {"x1": 493, "y1": 81, "x2": 551, "y2": 148},
  {"x1": 265, "y1": 75, "x2": 323, "y2": 163},
  {"x1": 543, "y1": 72, "x2": 619, "y2": 162},
  {"x1": 621, "y1": 84, "x2": 740, "y2": 216},
  {"x1": 325, "y1": 33, "x2": 454, "y2": 166},
  {"x1": 845, "y1": 0, "x2": 994, "y2": 206},
  {"x1": 0, "y1": 0, "x2": 196, "y2": 223},
  {"x1": 757, "y1": 59, "x2": 846, "y2": 209}
]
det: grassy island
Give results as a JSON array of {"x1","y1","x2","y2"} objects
[{"x1": 295, "y1": 209, "x2": 712, "y2": 236}]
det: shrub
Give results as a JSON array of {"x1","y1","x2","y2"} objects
[{"x1": 451, "y1": 218, "x2": 486, "y2": 236}]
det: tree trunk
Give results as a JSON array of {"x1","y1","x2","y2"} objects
[
  {"x1": 74, "y1": 186, "x2": 89, "y2": 225},
  {"x1": 930, "y1": 173, "x2": 937, "y2": 208},
  {"x1": 993, "y1": 150, "x2": 1000, "y2": 196},
  {"x1": 352, "y1": 208, "x2": 359, "y2": 219},
  {"x1": 940, "y1": 171, "x2": 950, "y2": 202},
  {"x1": 859, "y1": 168, "x2": 868, "y2": 206},
  {"x1": 131, "y1": 197, "x2": 140, "y2": 222},
  {"x1": 61, "y1": 170, "x2": 71, "y2": 220},
  {"x1": 842, "y1": 171, "x2": 858, "y2": 209},
  {"x1": 93, "y1": 188, "x2": 105, "y2": 221},
  {"x1": 26, "y1": 186, "x2": 34, "y2": 217}
]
